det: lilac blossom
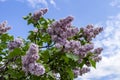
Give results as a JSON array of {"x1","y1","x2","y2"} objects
[
  {"x1": 47, "y1": 16, "x2": 79, "y2": 40},
  {"x1": 0, "y1": 21, "x2": 11, "y2": 34},
  {"x1": 92, "y1": 56, "x2": 102, "y2": 62},
  {"x1": 94, "y1": 47, "x2": 103, "y2": 55},
  {"x1": 47, "y1": 16, "x2": 103, "y2": 78},
  {"x1": 80, "y1": 67, "x2": 90, "y2": 76},
  {"x1": 22, "y1": 43, "x2": 45, "y2": 76},
  {"x1": 32, "y1": 8, "x2": 48, "y2": 21},
  {"x1": 73, "y1": 68, "x2": 80, "y2": 77},
  {"x1": 7, "y1": 38, "x2": 23, "y2": 50},
  {"x1": 81, "y1": 24, "x2": 103, "y2": 41},
  {"x1": 73, "y1": 67, "x2": 90, "y2": 77},
  {"x1": 28, "y1": 63, "x2": 45, "y2": 76}
]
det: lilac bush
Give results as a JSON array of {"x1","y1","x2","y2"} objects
[{"x1": 0, "y1": 8, "x2": 103, "y2": 80}]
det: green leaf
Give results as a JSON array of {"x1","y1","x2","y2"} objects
[
  {"x1": 47, "y1": 71, "x2": 55, "y2": 79},
  {"x1": 79, "y1": 60, "x2": 85, "y2": 68},
  {"x1": 0, "y1": 56, "x2": 2, "y2": 61},
  {"x1": 67, "y1": 68, "x2": 74, "y2": 79},
  {"x1": 8, "y1": 48, "x2": 22, "y2": 59},
  {"x1": 23, "y1": 13, "x2": 32, "y2": 20},
  {"x1": 61, "y1": 55, "x2": 69, "y2": 63},
  {"x1": 0, "y1": 33, "x2": 13, "y2": 42},
  {"x1": 66, "y1": 53, "x2": 79, "y2": 61},
  {"x1": 89, "y1": 58, "x2": 96, "y2": 68}
]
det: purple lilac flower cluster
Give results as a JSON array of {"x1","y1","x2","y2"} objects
[
  {"x1": 7, "y1": 38, "x2": 23, "y2": 51},
  {"x1": 22, "y1": 43, "x2": 45, "y2": 76},
  {"x1": 0, "y1": 21, "x2": 11, "y2": 34},
  {"x1": 73, "y1": 67, "x2": 90, "y2": 77},
  {"x1": 81, "y1": 24, "x2": 103, "y2": 41},
  {"x1": 47, "y1": 16, "x2": 103, "y2": 77},
  {"x1": 47, "y1": 16, "x2": 79, "y2": 43},
  {"x1": 32, "y1": 8, "x2": 48, "y2": 21},
  {"x1": 92, "y1": 47, "x2": 103, "y2": 62},
  {"x1": 47, "y1": 16, "x2": 80, "y2": 50},
  {"x1": 47, "y1": 16, "x2": 94, "y2": 56}
]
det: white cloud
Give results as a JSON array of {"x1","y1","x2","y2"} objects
[
  {"x1": 0, "y1": 0, "x2": 57, "y2": 9},
  {"x1": 50, "y1": 0, "x2": 56, "y2": 7},
  {"x1": 27, "y1": 0, "x2": 48, "y2": 8},
  {"x1": 76, "y1": 14, "x2": 120, "y2": 80},
  {"x1": 17, "y1": 0, "x2": 57, "y2": 9},
  {"x1": 110, "y1": 0, "x2": 120, "y2": 8}
]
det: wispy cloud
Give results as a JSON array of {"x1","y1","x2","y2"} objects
[
  {"x1": 26, "y1": 0, "x2": 48, "y2": 8},
  {"x1": 50, "y1": 0, "x2": 56, "y2": 7},
  {"x1": 1, "y1": 0, "x2": 57, "y2": 8},
  {"x1": 75, "y1": 14, "x2": 120, "y2": 80},
  {"x1": 110, "y1": 0, "x2": 120, "y2": 8},
  {"x1": 17, "y1": 0, "x2": 57, "y2": 9}
]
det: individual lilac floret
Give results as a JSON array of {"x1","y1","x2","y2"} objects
[
  {"x1": 7, "y1": 38, "x2": 23, "y2": 50},
  {"x1": 22, "y1": 43, "x2": 45, "y2": 76},
  {"x1": 32, "y1": 8, "x2": 48, "y2": 21},
  {"x1": 0, "y1": 21, "x2": 11, "y2": 34}
]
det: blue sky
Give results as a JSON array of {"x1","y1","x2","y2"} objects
[{"x1": 0, "y1": 0, "x2": 120, "y2": 80}]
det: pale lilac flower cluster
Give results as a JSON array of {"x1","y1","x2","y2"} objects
[
  {"x1": 73, "y1": 43, "x2": 94, "y2": 56},
  {"x1": 7, "y1": 38, "x2": 23, "y2": 50},
  {"x1": 81, "y1": 24, "x2": 103, "y2": 41},
  {"x1": 47, "y1": 16, "x2": 95, "y2": 57},
  {"x1": 22, "y1": 43, "x2": 45, "y2": 76},
  {"x1": 79, "y1": 67, "x2": 90, "y2": 75},
  {"x1": 47, "y1": 16, "x2": 103, "y2": 78},
  {"x1": 47, "y1": 16, "x2": 81, "y2": 51},
  {"x1": 47, "y1": 16, "x2": 79, "y2": 43},
  {"x1": 92, "y1": 47, "x2": 103, "y2": 62},
  {"x1": 32, "y1": 8, "x2": 48, "y2": 21},
  {"x1": 73, "y1": 67, "x2": 90, "y2": 77},
  {"x1": 73, "y1": 68, "x2": 80, "y2": 77},
  {"x1": 0, "y1": 21, "x2": 11, "y2": 34}
]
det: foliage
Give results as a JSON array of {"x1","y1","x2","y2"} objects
[{"x1": 0, "y1": 8, "x2": 103, "y2": 80}]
